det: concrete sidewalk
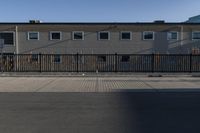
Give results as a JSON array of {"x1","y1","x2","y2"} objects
[{"x1": 0, "y1": 76, "x2": 199, "y2": 92}]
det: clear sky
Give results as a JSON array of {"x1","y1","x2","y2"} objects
[{"x1": 1, "y1": 0, "x2": 200, "y2": 22}]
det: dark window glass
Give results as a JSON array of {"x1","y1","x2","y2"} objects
[
  {"x1": 168, "y1": 32, "x2": 178, "y2": 40},
  {"x1": 31, "y1": 54, "x2": 39, "y2": 62},
  {"x1": 97, "y1": 56, "x2": 106, "y2": 62},
  {"x1": 121, "y1": 32, "x2": 131, "y2": 40},
  {"x1": 54, "y1": 55, "x2": 61, "y2": 63},
  {"x1": 51, "y1": 32, "x2": 61, "y2": 40},
  {"x1": 99, "y1": 32, "x2": 109, "y2": 40},
  {"x1": 73, "y1": 32, "x2": 83, "y2": 40},
  {"x1": 121, "y1": 56, "x2": 130, "y2": 62},
  {"x1": 0, "y1": 33, "x2": 14, "y2": 45},
  {"x1": 144, "y1": 32, "x2": 154, "y2": 40},
  {"x1": 193, "y1": 32, "x2": 200, "y2": 40},
  {"x1": 29, "y1": 32, "x2": 39, "y2": 40}
]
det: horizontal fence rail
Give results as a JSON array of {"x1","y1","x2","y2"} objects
[{"x1": 0, "y1": 53, "x2": 200, "y2": 72}]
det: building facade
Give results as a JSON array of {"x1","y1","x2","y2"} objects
[{"x1": 0, "y1": 22, "x2": 200, "y2": 55}]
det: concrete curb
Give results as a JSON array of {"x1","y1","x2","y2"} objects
[{"x1": 0, "y1": 72, "x2": 197, "y2": 77}]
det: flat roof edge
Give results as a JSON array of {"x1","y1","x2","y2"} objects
[{"x1": 0, "y1": 22, "x2": 199, "y2": 25}]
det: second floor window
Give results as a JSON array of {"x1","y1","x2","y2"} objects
[
  {"x1": 121, "y1": 32, "x2": 132, "y2": 40},
  {"x1": 167, "y1": 32, "x2": 178, "y2": 40},
  {"x1": 98, "y1": 31, "x2": 110, "y2": 40},
  {"x1": 0, "y1": 32, "x2": 14, "y2": 45},
  {"x1": 143, "y1": 31, "x2": 154, "y2": 40},
  {"x1": 192, "y1": 32, "x2": 200, "y2": 40},
  {"x1": 28, "y1": 32, "x2": 39, "y2": 40},
  {"x1": 50, "y1": 32, "x2": 61, "y2": 40},
  {"x1": 73, "y1": 31, "x2": 84, "y2": 40}
]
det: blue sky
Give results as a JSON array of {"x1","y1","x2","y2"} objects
[{"x1": 1, "y1": 0, "x2": 200, "y2": 22}]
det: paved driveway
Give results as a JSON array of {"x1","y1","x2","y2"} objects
[{"x1": 0, "y1": 76, "x2": 199, "y2": 92}]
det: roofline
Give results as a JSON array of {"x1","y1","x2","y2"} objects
[{"x1": 0, "y1": 22, "x2": 199, "y2": 25}]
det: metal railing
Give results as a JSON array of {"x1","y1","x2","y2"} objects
[{"x1": 0, "y1": 53, "x2": 200, "y2": 72}]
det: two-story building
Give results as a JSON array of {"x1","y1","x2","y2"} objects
[{"x1": 0, "y1": 21, "x2": 200, "y2": 55}]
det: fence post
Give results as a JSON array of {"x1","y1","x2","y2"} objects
[
  {"x1": 152, "y1": 53, "x2": 154, "y2": 73},
  {"x1": 39, "y1": 53, "x2": 42, "y2": 73},
  {"x1": 115, "y1": 53, "x2": 118, "y2": 72},
  {"x1": 76, "y1": 53, "x2": 79, "y2": 73},
  {"x1": 1, "y1": 52, "x2": 3, "y2": 73},
  {"x1": 190, "y1": 53, "x2": 192, "y2": 73}
]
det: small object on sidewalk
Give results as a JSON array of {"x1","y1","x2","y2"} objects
[{"x1": 148, "y1": 74, "x2": 162, "y2": 77}]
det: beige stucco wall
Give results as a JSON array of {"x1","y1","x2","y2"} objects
[{"x1": 0, "y1": 23, "x2": 200, "y2": 54}]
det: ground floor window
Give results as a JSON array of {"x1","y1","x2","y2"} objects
[
  {"x1": 97, "y1": 55, "x2": 107, "y2": 62},
  {"x1": 31, "y1": 54, "x2": 39, "y2": 62},
  {"x1": 121, "y1": 55, "x2": 130, "y2": 62},
  {"x1": 53, "y1": 55, "x2": 61, "y2": 63}
]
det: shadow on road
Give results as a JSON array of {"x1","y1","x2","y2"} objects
[{"x1": 0, "y1": 89, "x2": 200, "y2": 133}]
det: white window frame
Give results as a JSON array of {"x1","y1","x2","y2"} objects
[
  {"x1": 72, "y1": 31, "x2": 84, "y2": 40},
  {"x1": 0, "y1": 31, "x2": 15, "y2": 46},
  {"x1": 192, "y1": 31, "x2": 200, "y2": 40},
  {"x1": 28, "y1": 32, "x2": 39, "y2": 40},
  {"x1": 167, "y1": 31, "x2": 178, "y2": 40},
  {"x1": 50, "y1": 31, "x2": 62, "y2": 40},
  {"x1": 143, "y1": 31, "x2": 154, "y2": 40},
  {"x1": 120, "y1": 31, "x2": 132, "y2": 40},
  {"x1": 98, "y1": 31, "x2": 110, "y2": 40}
]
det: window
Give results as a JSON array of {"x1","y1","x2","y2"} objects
[
  {"x1": 192, "y1": 32, "x2": 200, "y2": 40},
  {"x1": 143, "y1": 31, "x2": 154, "y2": 40},
  {"x1": 73, "y1": 31, "x2": 84, "y2": 40},
  {"x1": 98, "y1": 31, "x2": 110, "y2": 40},
  {"x1": 121, "y1": 31, "x2": 132, "y2": 40},
  {"x1": 73, "y1": 55, "x2": 85, "y2": 64},
  {"x1": 50, "y1": 32, "x2": 61, "y2": 40},
  {"x1": 53, "y1": 55, "x2": 61, "y2": 63},
  {"x1": 167, "y1": 32, "x2": 178, "y2": 40},
  {"x1": 28, "y1": 32, "x2": 39, "y2": 40},
  {"x1": 97, "y1": 56, "x2": 106, "y2": 62},
  {"x1": 121, "y1": 56, "x2": 130, "y2": 62},
  {"x1": 0, "y1": 32, "x2": 14, "y2": 45},
  {"x1": 31, "y1": 54, "x2": 39, "y2": 62}
]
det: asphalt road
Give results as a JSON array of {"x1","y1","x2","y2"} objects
[{"x1": 1, "y1": 92, "x2": 200, "y2": 133}]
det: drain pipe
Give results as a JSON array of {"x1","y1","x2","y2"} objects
[
  {"x1": 15, "y1": 26, "x2": 19, "y2": 71},
  {"x1": 180, "y1": 25, "x2": 183, "y2": 53}
]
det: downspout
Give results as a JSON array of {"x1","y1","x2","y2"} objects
[
  {"x1": 180, "y1": 25, "x2": 183, "y2": 53},
  {"x1": 15, "y1": 26, "x2": 19, "y2": 54},
  {"x1": 15, "y1": 26, "x2": 19, "y2": 71}
]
